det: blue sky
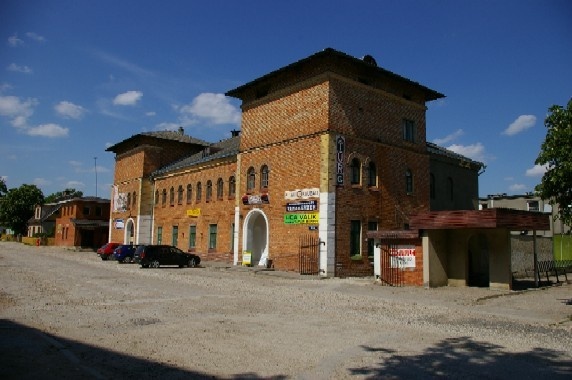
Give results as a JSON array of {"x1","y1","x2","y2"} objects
[{"x1": 1, "y1": 0, "x2": 571, "y2": 199}]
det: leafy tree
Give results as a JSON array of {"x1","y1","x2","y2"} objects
[
  {"x1": 0, "y1": 184, "x2": 44, "y2": 235},
  {"x1": 45, "y1": 188, "x2": 83, "y2": 203},
  {"x1": 535, "y1": 98, "x2": 572, "y2": 227},
  {"x1": 0, "y1": 177, "x2": 7, "y2": 197}
]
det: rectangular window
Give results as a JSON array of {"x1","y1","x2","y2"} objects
[
  {"x1": 403, "y1": 119, "x2": 415, "y2": 142},
  {"x1": 367, "y1": 221, "x2": 378, "y2": 260},
  {"x1": 172, "y1": 225, "x2": 178, "y2": 247},
  {"x1": 95, "y1": 206, "x2": 102, "y2": 216},
  {"x1": 209, "y1": 224, "x2": 218, "y2": 250},
  {"x1": 189, "y1": 225, "x2": 196, "y2": 249},
  {"x1": 350, "y1": 220, "x2": 361, "y2": 258},
  {"x1": 527, "y1": 201, "x2": 539, "y2": 212},
  {"x1": 157, "y1": 226, "x2": 163, "y2": 244},
  {"x1": 83, "y1": 206, "x2": 90, "y2": 215}
]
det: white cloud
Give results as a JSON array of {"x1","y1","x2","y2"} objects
[
  {"x1": 26, "y1": 123, "x2": 69, "y2": 138},
  {"x1": 33, "y1": 178, "x2": 51, "y2": 187},
  {"x1": 7, "y1": 63, "x2": 33, "y2": 74},
  {"x1": 525, "y1": 164, "x2": 549, "y2": 177},
  {"x1": 55, "y1": 101, "x2": 86, "y2": 119},
  {"x1": 113, "y1": 90, "x2": 143, "y2": 106},
  {"x1": 146, "y1": 111, "x2": 156, "y2": 116},
  {"x1": 0, "y1": 83, "x2": 13, "y2": 93},
  {"x1": 179, "y1": 93, "x2": 240, "y2": 126},
  {"x1": 65, "y1": 181, "x2": 85, "y2": 188},
  {"x1": 0, "y1": 95, "x2": 37, "y2": 127},
  {"x1": 433, "y1": 129, "x2": 464, "y2": 145},
  {"x1": 502, "y1": 115, "x2": 536, "y2": 136},
  {"x1": 446, "y1": 142, "x2": 488, "y2": 163},
  {"x1": 8, "y1": 35, "x2": 24, "y2": 47},
  {"x1": 509, "y1": 183, "x2": 527, "y2": 192},
  {"x1": 25, "y1": 32, "x2": 46, "y2": 42},
  {"x1": 155, "y1": 122, "x2": 180, "y2": 131}
]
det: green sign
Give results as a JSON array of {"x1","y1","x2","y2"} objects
[{"x1": 284, "y1": 213, "x2": 319, "y2": 224}]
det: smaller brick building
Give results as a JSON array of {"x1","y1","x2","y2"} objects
[{"x1": 53, "y1": 197, "x2": 110, "y2": 249}]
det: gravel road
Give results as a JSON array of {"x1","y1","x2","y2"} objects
[{"x1": 1, "y1": 242, "x2": 571, "y2": 379}]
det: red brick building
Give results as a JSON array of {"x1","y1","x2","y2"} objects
[
  {"x1": 107, "y1": 49, "x2": 486, "y2": 282},
  {"x1": 53, "y1": 197, "x2": 110, "y2": 248}
]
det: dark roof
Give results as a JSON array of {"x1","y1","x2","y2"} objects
[
  {"x1": 226, "y1": 48, "x2": 444, "y2": 102},
  {"x1": 409, "y1": 208, "x2": 550, "y2": 231},
  {"x1": 151, "y1": 136, "x2": 240, "y2": 177},
  {"x1": 106, "y1": 130, "x2": 210, "y2": 153},
  {"x1": 70, "y1": 219, "x2": 109, "y2": 228},
  {"x1": 427, "y1": 142, "x2": 485, "y2": 170}
]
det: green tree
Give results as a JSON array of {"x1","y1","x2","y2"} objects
[
  {"x1": 0, "y1": 184, "x2": 44, "y2": 235},
  {"x1": 44, "y1": 188, "x2": 83, "y2": 203},
  {"x1": 0, "y1": 177, "x2": 7, "y2": 197},
  {"x1": 535, "y1": 98, "x2": 572, "y2": 227}
]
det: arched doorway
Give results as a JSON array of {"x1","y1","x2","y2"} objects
[
  {"x1": 467, "y1": 233, "x2": 490, "y2": 287},
  {"x1": 242, "y1": 209, "x2": 269, "y2": 266},
  {"x1": 124, "y1": 218, "x2": 135, "y2": 245}
]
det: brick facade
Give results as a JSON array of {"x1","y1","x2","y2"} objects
[{"x1": 106, "y1": 49, "x2": 481, "y2": 284}]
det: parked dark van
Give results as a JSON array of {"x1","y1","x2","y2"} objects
[{"x1": 134, "y1": 245, "x2": 201, "y2": 268}]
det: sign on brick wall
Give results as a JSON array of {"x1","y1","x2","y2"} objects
[
  {"x1": 286, "y1": 200, "x2": 318, "y2": 212},
  {"x1": 336, "y1": 135, "x2": 345, "y2": 186},
  {"x1": 389, "y1": 245, "x2": 416, "y2": 268},
  {"x1": 284, "y1": 213, "x2": 319, "y2": 224},
  {"x1": 284, "y1": 188, "x2": 320, "y2": 200}
]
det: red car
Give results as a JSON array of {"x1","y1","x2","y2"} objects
[{"x1": 97, "y1": 242, "x2": 121, "y2": 260}]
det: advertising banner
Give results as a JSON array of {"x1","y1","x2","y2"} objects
[
  {"x1": 389, "y1": 245, "x2": 416, "y2": 268},
  {"x1": 284, "y1": 213, "x2": 319, "y2": 224}
]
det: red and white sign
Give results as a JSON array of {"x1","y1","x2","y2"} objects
[{"x1": 389, "y1": 245, "x2": 416, "y2": 268}]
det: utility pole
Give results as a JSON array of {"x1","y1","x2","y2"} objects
[{"x1": 94, "y1": 157, "x2": 98, "y2": 197}]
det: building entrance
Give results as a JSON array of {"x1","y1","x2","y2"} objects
[
  {"x1": 125, "y1": 219, "x2": 135, "y2": 245},
  {"x1": 468, "y1": 234, "x2": 490, "y2": 287},
  {"x1": 243, "y1": 209, "x2": 269, "y2": 266}
]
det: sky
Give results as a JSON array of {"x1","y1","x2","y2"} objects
[{"x1": 1, "y1": 0, "x2": 571, "y2": 200}]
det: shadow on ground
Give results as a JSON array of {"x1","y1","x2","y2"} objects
[
  {"x1": 0, "y1": 319, "x2": 286, "y2": 380},
  {"x1": 351, "y1": 337, "x2": 571, "y2": 379}
]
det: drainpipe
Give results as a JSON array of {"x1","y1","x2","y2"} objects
[{"x1": 533, "y1": 230, "x2": 538, "y2": 288}]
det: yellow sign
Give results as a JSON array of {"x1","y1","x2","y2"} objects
[
  {"x1": 284, "y1": 213, "x2": 319, "y2": 224},
  {"x1": 186, "y1": 208, "x2": 201, "y2": 217},
  {"x1": 242, "y1": 251, "x2": 252, "y2": 266}
]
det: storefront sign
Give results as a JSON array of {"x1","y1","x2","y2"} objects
[
  {"x1": 284, "y1": 213, "x2": 319, "y2": 224},
  {"x1": 186, "y1": 208, "x2": 201, "y2": 217},
  {"x1": 242, "y1": 251, "x2": 252, "y2": 266},
  {"x1": 286, "y1": 200, "x2": 318, "y2": 212},
  {"x1": 284, "y1": 188, "x2": 320, "y2": 200},
  {"x1": 114, "y1": 219, "x2": 124, "y2": 229},
  {"x1": 389, "y1": 245, "x2": 416, "y2": 268},
  {"x1": 242, "y1": 194, "x2": 269, "y2": 205},
  {"x1": 336, "y1": 135, "x2": 345, "y2": 186}
]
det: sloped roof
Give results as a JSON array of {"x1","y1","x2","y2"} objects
[
  {"x1": 151, "y1": 135, "x2": 240, "y2": 177},
  {"x1": 427, "y1": 142, "x2": 485, "y2": 170},
  {"x1": 106, "y1": 130, "x2": 210, "y2": 154},
  {"x1": 226, "y1": 48, "x2": 444, "y2": 102}
]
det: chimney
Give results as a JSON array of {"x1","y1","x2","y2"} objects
[
  {"x1": 231, "y1": 129, "x2": 240, "y2": 137},
  {"x1": 178, "y1": 126, "x2": 184, "y2": 135}
]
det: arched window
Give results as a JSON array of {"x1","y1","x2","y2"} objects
[
  {"x1": 430, "y1": 174, "x2": 436, "y2": 200},
  {"x1": 132, "y1": 191, "x2": 137, "y2": 208},
  {"x1": 217, "y1": 178, "x2": 224, "y2": 199},
  {"x1": 367, "y1": 162, "x2": 377, "y2": 187},
  {"x1": 447, "y1": 177, "x2": 454, "y2": 201},
  {"x1": 206, "y1": 180, "x2": 212, "y2": 202},
  {"x1": 351, "y1": 158, "x2": 361, "y2": 185},
  {"x1": 161, "y1": 189, "x2": 167, "y2": 206},
  {"x1": 247, "y1": 167, "x2": 255, "y2": 191},
  {"x1": 260, "y1": 165, "x2": 269, "y2": 188},
  {"x1": 177, "y1": 185, "x2": 183, "y2": 204},
  {"x1": 155, "y1": 189, "x2": 159, "y2": 205},
  {"x1": 405, "y1": 170, "x2": 414, "y2": 194},
  {"x1": 196, "y1": 182, "x2": 202, "y2": 202},
  {"x1": 186, "y1": 184, "x2": 192, "y2": 204},
  {"x1": 126, "y1": 192, "x2": 131, "y2": 210},
  {"x1": 169, "y1": 187, "x2": 175, "y2": 205},
  {"x1": 228, "y1": 176, "x2": 236, "y2": 198}
]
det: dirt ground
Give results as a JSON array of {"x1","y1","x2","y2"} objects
[{"x1": 1, "y1": 242, "x2": 571, "y2": 379}]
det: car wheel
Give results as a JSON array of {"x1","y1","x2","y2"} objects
[
  {"x1": 141, "y1": 264, "x2": 149, "y2": 268},
  {"x1": 188, "y1": 257, "x2": 197, "y2": 268},
  {"x1": 101, "y1": 255, "x2": 107, "y2": 261},
  {"x1": 123, "y1": 257, "x2": 131, "y2": 264},
  {"x1": 150, "y1": 260, "x2": 160, "y2": 268}
]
